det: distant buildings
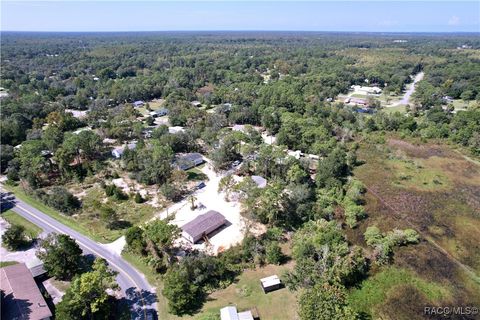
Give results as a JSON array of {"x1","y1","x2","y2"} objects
[
  {"x1": 175, "y1": 152, "x2": 204, "y2": 170},
  {"x1": 168, "y1": 126, "x2": 185, "y2": 134},
  {"x1": 132, "y1": 100, "x2": 145, "y2": 108},
  {"x1": 181, "y1": 210, "x2": 227, "y2": 243},
  {"x1": 149, "y1": 108, "x2": 168, "y2": 117},
  {"x1": 191, "y1": 101, "x2": 202, "y2": 107},
  {"x1": 112, "y1": 142, "x2": 137, "y2": 159},
  {"x1": 0, "y1": 263, "x2": 53, "y2": 320}
]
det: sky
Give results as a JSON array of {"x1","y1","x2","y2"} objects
[{"x1": 1, "y1": 1, "x2": 479, "y2": 33}]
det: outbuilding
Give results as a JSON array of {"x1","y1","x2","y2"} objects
[
  {"x1": 220, "y1": 306, "x2": 255, "y2": 320},
  {"x1": 260, "y1": 275, "x2": 281, "y2": 293},
  {"x1": 133, "y1": 100, "x2": 145, "y2": 108},
  {"x1": 181, "y1": 210, "x2": 227, "y2": 243}
]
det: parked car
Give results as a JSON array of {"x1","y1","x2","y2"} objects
[{"x1": 196, "y1": 182, "x2": 206, "y2": 189}]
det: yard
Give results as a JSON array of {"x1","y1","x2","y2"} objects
[{"x1": 2, "y1": 209, "x2": 43, "y2": 239}]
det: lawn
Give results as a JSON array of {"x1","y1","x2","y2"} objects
[
  {"x1": 383, "y1": 104, "x2": 406, "y2": 114},
  {"x1": 122, "y1": 251, "x2": 297, "y2": 320},
  {"x1": 0, "y1": 261, "x2": 19, "y2": 268},
  {"x1": 2, "y1": 209, "x2": 43, "y2": 238}
]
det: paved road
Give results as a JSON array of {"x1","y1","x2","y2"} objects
[
  {"x1": 0, "y1": 189, "x2": 157, "y2": 320},
  {"x1": 399, "y1": 71, "x2": 424, "y2": 105}
]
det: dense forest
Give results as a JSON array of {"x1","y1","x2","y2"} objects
[{"x1": 1, "y1": 32, "x2": 479, "y2": 320}]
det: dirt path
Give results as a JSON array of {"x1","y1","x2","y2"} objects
[
  {"x1": 364, "y1": 185, "x2": 480, "y2": 284},
  {"x1": 389, "y1": 71, "x2": 424, "y2": 107}
]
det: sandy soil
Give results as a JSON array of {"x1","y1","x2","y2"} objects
[{"x1": 156, "y1": 162, "x2": 262, "y2": 254}]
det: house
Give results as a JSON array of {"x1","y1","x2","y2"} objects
[
  {"x1": 168, "y1": 126, "x2": 185, "y2": 134},
  {"x1": 0, "y1": 263, "x2": 53, "y2": 320},
  {"x1": 260, "y1": 275, "x2": 281, "y2": 293},
  {"x1": 112, "y1": 142, "x2": 137, "y2": 159},
  {"x1": 251, "y1": 175, "x2": 267, "y2": 188},
  {"x1": 149, "y1": 108, "x2": 168, "y2": 118},
  {"x1": 176, "y1": 153, "x2": 204, "y2": 170},
  {"x1": 220, "y1": 306, "x2": 255, "y2": 320},
  {"x1": 181, "y1": 210, "x2": 227, "y2": 243},
  {"x1": 132, "y1": 100, "x2": 145, "y2": 108},
  {"x1": 191, "y1": 101, "x2": 202, "y2": 107}
]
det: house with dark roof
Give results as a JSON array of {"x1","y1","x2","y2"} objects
[
  {"x1": 0, "y1": 263, "x2": 52, "y2": 320},
  {"x1": 175, "y1": 153, "x2": 204, "y2": 170},
  {"x1": 181, "y1": 210, "x2": 227, "y2": 243}
]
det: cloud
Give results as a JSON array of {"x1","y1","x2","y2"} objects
[{"x1": 448, "y1": 15, "x2": 460, "y2": 26}]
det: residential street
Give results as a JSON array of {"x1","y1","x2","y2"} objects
[{"x1": 0, "y1": 188, "x2": 157, "y2": 320}]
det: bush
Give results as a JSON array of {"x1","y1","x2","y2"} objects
[
  {"x1": 265, "y1": 241, "x2": 283, "y2": 265},
  {"x1": 35, "y1": 187, "x2": 81, "y2": 215},
  {"x1": 2, "y1": 224, "x2": 28, "y2": 250},
  {"x1": 104, "y1": 184, "x2": 128, "y2": 200},
  {"x1": 134, "y1": 192, "x2": 144, "y2": 203}
]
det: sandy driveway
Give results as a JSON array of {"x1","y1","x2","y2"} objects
[{"x1": 156, "y1": 162, "x2": 256, "y2": 254}]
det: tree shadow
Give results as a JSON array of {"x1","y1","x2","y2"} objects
[{"x1": 123, "y1": 287, "x2": 158, "y2": 320}]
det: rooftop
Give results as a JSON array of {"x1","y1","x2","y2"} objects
[
  {"x1": 0, "y1": 263, "x2": 52, "y2": 320},
  {"x1": 260, "y1": 274, "x2": 281, "y2": 288},
  {"x1": 182, "y1": 210, "x2": 226, "y2": 241}
]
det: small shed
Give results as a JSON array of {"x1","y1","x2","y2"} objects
[
  {"x1": 260, "y1": 275, "x2": 281, "y2": 293},
  {"x1": 181, "y1": 210, "x2": 227, "y2": 243}
]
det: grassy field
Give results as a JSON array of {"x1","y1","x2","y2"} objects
[
  {"x1": 2, "y1": 209, "x2": 43, "y2": 238},
  {"x1": 383, "y1": 104, "x2": 407, "y2": 114},
  {"x1": 349, "y1": 135, "x2": 480, "y2": 319}
]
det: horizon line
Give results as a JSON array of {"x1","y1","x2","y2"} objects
[{"x1": 2, "y1": 30, "x2": 479, "y2": 34}]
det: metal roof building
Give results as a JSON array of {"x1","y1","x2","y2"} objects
[
  {"x1": 0, "y1": 263, "x2": 52, "y2": 320},
  {"x1": 260, "y1": 275, "x2": 282, "y2": 293},
  {"x1": 181, "y1": 210, "x2": 227, "y2": 243}
]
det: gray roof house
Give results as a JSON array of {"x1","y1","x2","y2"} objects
[
  {"x1": 0, "y1": 263, "x2": 53, "y2": 320},
  {"x1": 112, "y1": 142, "x2": 137, "y2": 159},
  {"x1": 133, "y1": 100, "x2": 145, "y2": 107},
  {"x1": 149, "y1": 108, "x2": 168, "y2": 117},
  {"x1": 176, "y1": 153, "x2": 204, "y2": 170},
  {"x1": 181, "y1": 210, "x2": 227, "y2": 243}
]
